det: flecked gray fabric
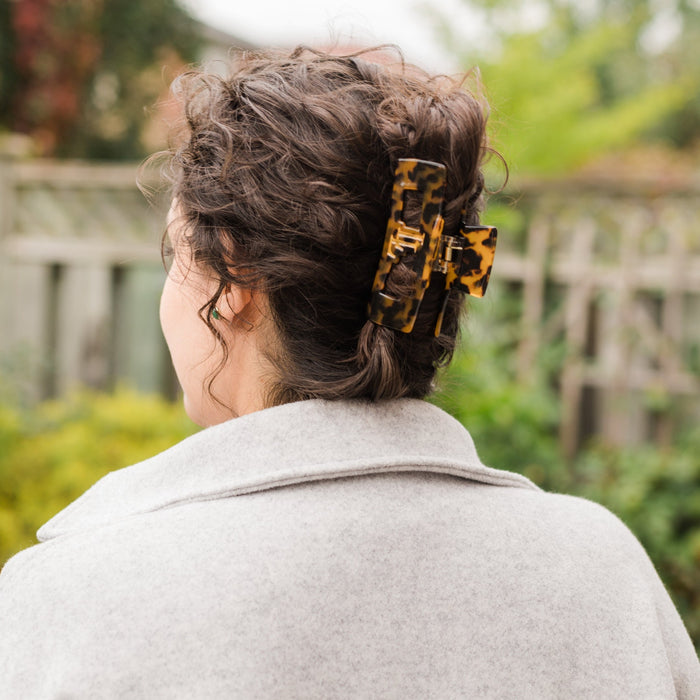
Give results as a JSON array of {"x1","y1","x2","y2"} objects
[{"x1": 0, "y1": 398, "x2": 698, "y2": 699}]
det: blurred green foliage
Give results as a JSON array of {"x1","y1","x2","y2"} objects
[
  {"x1": 479, "y1": 23, "x2": 692, "y2": 175},
  {"x1": 0, "y1": 388, "x2": 198, "y2": 564},
  {"x1": 434, "y1": 0, "x2": 700, "y2": 176}
]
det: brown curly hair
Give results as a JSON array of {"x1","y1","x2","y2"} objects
[{"x1": 167, "y1": 46, "x2": 491, "y2": 406}]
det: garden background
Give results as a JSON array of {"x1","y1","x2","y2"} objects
[{"x1": 1, "y1": 0, "x2": 699, "y2": 651}]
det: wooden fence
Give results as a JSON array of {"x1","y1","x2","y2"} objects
[
  {"x1": 0, "y1": 157, "x2": 174, "y2": 401},
  {"x1": 492, "y1": 177, "x2": 700, "y2": 455},
  {"x1": 1, "y1": 158, "x2": 699, "y2": 453}
]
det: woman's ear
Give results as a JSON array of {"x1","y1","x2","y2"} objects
[{"x1": 219, "y1": 284, "x2": 260, "y2": 329}]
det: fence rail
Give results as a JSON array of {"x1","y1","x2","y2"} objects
[{"x1": 1, "y1": 158, "x2": 699, "y2": 453}]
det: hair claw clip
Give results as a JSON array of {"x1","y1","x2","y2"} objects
[{"x1": 368, "y1": 158, "x2": 447, "y2": 333}]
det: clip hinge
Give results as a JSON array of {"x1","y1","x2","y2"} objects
[{"x1": 434, "y1": 235, "x2": 463, "y2": 275}]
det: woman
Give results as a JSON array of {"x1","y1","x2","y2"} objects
[{"x1": 0, "y1": 48, "x2": 698, "y2": 698}]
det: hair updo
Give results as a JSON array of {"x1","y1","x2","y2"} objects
[{"x1": 168, "y1": 46, "x2": 491, "y2": 406}]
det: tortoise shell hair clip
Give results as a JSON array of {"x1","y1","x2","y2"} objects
[{"x1": 368, "y1": 158, "x2": 497, "y2": 337}]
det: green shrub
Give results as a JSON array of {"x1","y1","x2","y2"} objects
[
  {"x1": 433, "y1": 342, "x2": 565, "y2": 490},
  {"x1": 0, "y1": 389, "x2": 198, "y2": 566},
  {"x1": 434, "y1": 342, "x2": 700, "y2": 651},
  {"x1": 572, "y1": 436, "x2": 700, "y2": 648}
]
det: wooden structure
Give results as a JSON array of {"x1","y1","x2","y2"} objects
[
  {"x1": 1, "y1": 158, "x2": 699, "y2": 453},
  {"x1": 0, "y1": 158, "x2": 173, "y2": 400},
  {"x1": 494, "y1": 177, "x2": 700, "y2": 455}
]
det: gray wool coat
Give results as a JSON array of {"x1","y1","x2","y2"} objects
[{"x1": 0, "y1": 398, "x2": 698, "y2": 699}]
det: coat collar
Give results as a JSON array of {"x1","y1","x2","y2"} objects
[{"x1": 38, "y1": 398, "x2": 539, "y2": 542}]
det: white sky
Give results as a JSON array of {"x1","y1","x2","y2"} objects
[{"x1": 181, "y1": 0, "x2": 483, "y2": 72}]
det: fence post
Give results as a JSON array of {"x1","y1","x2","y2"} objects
[
  {"x1": 517, "y1": 211, "x2": 549, "y2": 383},
  {"x1": 0, "y1": 150, "x2": 53, "y2": 401},
  {"x1": 559, "y1": 217, "x2": 596, "y2": 459}
]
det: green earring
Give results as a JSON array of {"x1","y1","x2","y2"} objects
[{"x1": 212, "y1": 307, "x2": 222, "y2": 321}]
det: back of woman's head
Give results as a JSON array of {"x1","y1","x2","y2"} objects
[{"x1": 169, "y1": 46, "x2": 491, "y2": 406}]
